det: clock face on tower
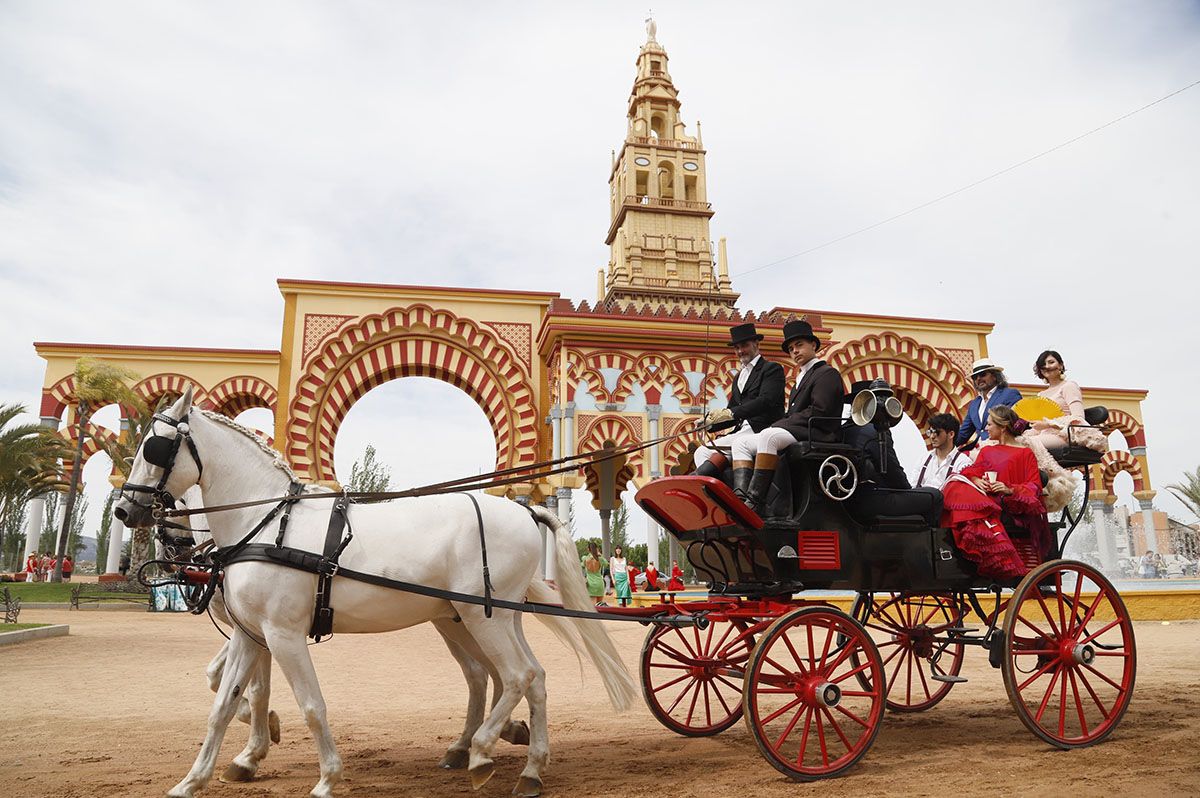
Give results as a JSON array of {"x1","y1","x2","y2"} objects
[
  {"x1": 683, "y1": 161, "x2": 699, "y2": 171},
  {"x1": 634, "y1": 156, "x2": 651, "y2": 166}
]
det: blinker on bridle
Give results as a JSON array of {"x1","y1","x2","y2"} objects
[{"x1": 120, "y1": 411, "x2": 204, "y2": 521}]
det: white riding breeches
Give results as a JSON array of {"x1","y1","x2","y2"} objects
[
  {"x1": 731, "y1": 427, "x2": 798, "y2": 462},
  {"x1": 693, "y1": 424, "x2": 756, "y2": 467}
]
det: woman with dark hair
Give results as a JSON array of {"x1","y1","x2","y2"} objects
[
  {"x1": 1025, "y1": 350, "x2": 1104, "y2": 451},
  {"x1": 941, "y1": 406, "x2": 1047, "y2": 580},
  {"x1": 609, "y1": 545, "x2": 632, "y2": 607},
  {"x1": 582, "y1": 541, "x2": 605, "y2": 606}
]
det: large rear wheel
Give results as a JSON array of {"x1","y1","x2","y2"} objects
[
  {"x1": 1001, "y1": 560, "x2": 1136, "y2": 748},
  {"x1": 640, "y1": 618, "x2": 754, "y2": 736},
  {"x1": 851, "y1": 592, "x2": 966, "y2": 713},
  {"x1": 742, "y1": 606, "x2": 885, "y2": 780}
]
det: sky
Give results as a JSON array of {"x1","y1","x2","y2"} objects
[{"x1": 2, "y1": 1, "x2": 1199, "y2": 551}]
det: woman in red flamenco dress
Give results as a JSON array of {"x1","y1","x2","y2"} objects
[
  {"x1": 667, "y1": 560, "x2": 685, "y2": 592},
  {"x1": 941, "y1": 406, "x2": 1048, "y2": 580}
]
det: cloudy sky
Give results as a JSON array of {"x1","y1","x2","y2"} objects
[{"x1": 2, "y1": 1, "x2": 1198, "y2": 548}]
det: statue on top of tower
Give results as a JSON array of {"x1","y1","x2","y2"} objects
[{"x1": 645, "y1": 13, "x2": 657, "y2": 43}]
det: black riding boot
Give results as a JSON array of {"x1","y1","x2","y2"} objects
[
  {"x1": 731, "y1": 461, "x2": 753, "y2": 498},
  {"x1": 693, "y1": 453, "x2": 728, "y2": 478},
  {"x1": 743, "y1": 453, "x2": 779, "y2": 515}
]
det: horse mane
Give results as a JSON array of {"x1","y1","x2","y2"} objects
[{"x1": 195, "y1": 407, "x2": 307, "y2": 485}]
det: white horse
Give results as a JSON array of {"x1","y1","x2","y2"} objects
[{"x1": 116, "y1": 389, "x2": 635, "y2": 798}]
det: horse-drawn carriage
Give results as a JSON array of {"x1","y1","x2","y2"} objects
[{"x1": 623, "y1": 400, "x2": 1135, "y2": 779}]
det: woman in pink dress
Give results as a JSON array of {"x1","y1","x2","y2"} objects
[
  {"x1": 1023, "y1": 350, "x2": 1104, "y2": 452},
  {"x1": 941, "y1": 406, "x2": 1048, "y2": 580}
]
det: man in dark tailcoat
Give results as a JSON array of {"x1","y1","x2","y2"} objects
[
  {"x1": 731, "y1": 319, "x2": 845, "y2": 512},
  {"x1": 693, "y1": 323, "x2": 785, "y2": 477}
]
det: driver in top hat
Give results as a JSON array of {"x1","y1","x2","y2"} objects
[
  {"x1": 730, "y1": 319, "x2": 845, "y2": 513},
  {"x1": 692, "y1": 322, "x2": 785, "y2": 477},
  {"x1": 956, "y1": 358, "x2": 1022, "y2": 448}
]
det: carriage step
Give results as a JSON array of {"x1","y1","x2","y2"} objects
[
  {"x1": 929, "y1": 673, "x2": 968, "y2": 684},
  {"x1": 944, "y1": 626, "x2": 978, "y2": 634}
]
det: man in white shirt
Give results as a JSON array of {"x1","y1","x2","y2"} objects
[
  {"x1": 693, "y1": 323, "x2": 785, "y2": 477},
  {"x1": 916, "y1": 413, "x2": 972, "y2": 490}
]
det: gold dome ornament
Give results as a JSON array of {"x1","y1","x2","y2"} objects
[{"x1": 1014, "y1": 396, "x2": 1062, "y2": 422}]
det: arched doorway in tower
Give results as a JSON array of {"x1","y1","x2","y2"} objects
[{"x1": 333, "y1": 377, "x2": 497, "y2": 495}]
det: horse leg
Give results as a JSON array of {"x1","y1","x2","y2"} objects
[
  {"x1": 458, "y1": 609, "x2": 540, "y2": 791},
  {"x1": 511, "y1": 613, "x2": 548, "y2": 797},
  {"x1": 265, "y1": 630, "x2": 343, "y2": 798},
  {"x1": 222, "y1": 652, "x2": 274, "y2": 781},
  {"x1": 167, "y1": 630, "x2": 266, "y2": 798},
  {"x1": 210, "y1": 642, "x2": 281, "y2": 744},
  {"x1": 434, "y1": 619, "x2": 489, "y2": 770}
]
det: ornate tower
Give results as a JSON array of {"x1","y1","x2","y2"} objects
[{"x1": 599, "y1": 20, "x2": 738, "y2": 312}]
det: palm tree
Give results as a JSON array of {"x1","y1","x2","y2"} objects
[
  {"x1": 1167, "y1": 466, "x2": 1200, "y2": 522},
  {"x1": 50, "y1": 357, "x2": 144, "y2": 583},
  {"x1": 0, "y1": 403, "x2": 66, "y2": 568},
  {"x1": 98, "y1": 396, "x2": 170, "y2": 578}
]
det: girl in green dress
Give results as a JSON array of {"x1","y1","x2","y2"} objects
[{"x1": 582, "y1": 541, "x2": 606, "y2": 605}]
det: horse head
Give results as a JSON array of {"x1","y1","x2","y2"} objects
[{"x1": 115, "y1": 386, "x2": 202, "y2": 529}]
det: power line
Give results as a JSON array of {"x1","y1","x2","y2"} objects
[{"x1": 734, "y1": 76, "x2": 1200, "y2": 278}]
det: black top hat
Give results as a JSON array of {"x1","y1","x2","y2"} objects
[
  {"x1": 844, "y1": 378, "x2": 894, "y2": 404},
  {"x1": 726, "y1": 323, "x2": 764, "y2": 346},
  {"x1": 780, "y1": 320, "x2": 820, "y2": 352}
]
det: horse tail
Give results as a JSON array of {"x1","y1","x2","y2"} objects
[{"x1": 525, "y1": 506, "x2": 637, "y2": 712}]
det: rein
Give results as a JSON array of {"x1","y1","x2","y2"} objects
[{"x1": 161, "y1": 421, "x2": 703, "y2": 519}]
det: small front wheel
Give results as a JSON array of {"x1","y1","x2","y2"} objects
[
  {"x1": 1001, "y1": 560, "x2": 1136, "y2": 748},
  {"x1": 742, "y1": 606, "x2": 885, "y2": 780}
]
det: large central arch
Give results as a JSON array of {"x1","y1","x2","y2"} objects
[{"x1": 286, "y1": 303, "x2": 539, "y2": 483}]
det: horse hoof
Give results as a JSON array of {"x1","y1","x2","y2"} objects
[
  {"x1": 469, "y1": 760, "x2": 496, "y2": 790},
  {"x1": 269, "y1": 710, "x2": 281, "y2": 744},
  {"x1": 438, "y1": 749, "x2": 470, "y2": 770},
  {"x1": 501, "y1": 719, "x2": 530, "y2": 746},
  {"x1": 221, "y1": 762, "x2": 256, "y2": 783},
  {"x1": 513, "y1": 775, "x2": 543, "y2": 797}
]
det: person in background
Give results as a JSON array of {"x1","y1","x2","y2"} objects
[
  {"x1": 25, "y1": 551, "x2": 38, "y2": 582},
  {"x1": 61, "y1": 555, "x2": 74, "y2": 582},
  {"x1": 667, "y1": 560, "x2": 685, "y2": 592},
  {"x1": 644, "y1": 561, "x2": 660, "y2": 591},
  {"x1": 609, "y1": 545, "x2": 632, "y2": 607},
  {"x1": 626, "y1": 561, "x2": 641, "y2": 594},
  {"x1": 956, "y1": 358, "x2": 1022, "y2": 448},
  {"x1": 915, "y1": 413, "x2": 972, "y2": 490},
  {"x1": 582, "y1": 542, "x2": 606, "y2": 606}
]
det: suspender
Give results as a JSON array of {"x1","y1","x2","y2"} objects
[{"x1": 916, "y1": 450, "x2": 962, "y2": 487}]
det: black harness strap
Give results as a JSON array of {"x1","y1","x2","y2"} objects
[
  {"x1": 309, "y1": 496, "x2": 352, "y2": 642},
  {"x1": 467, "y1": 494, "x2": 494, "y2": 618}
]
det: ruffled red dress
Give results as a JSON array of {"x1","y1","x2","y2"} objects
[{"x1": 940, "y1": 444, "x2": 1048, "y2": 580}]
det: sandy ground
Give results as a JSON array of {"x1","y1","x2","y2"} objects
[{"x1": 1, "y1": 607, "x2": 1197, "y2": 798}]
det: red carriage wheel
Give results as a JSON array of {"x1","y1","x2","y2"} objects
[
  {"x1": 640, "y1": 618, "x2": 754, "y2": 736},
  {"x1": 1001, "y1": 560, "x2": 1136, "y2": 748},
  {"x1": 851, "y1": 592, "x2": 966, "y2": 713},
  {"x1": 742, "y1": 607, "x2": 885, "y2": 780}
]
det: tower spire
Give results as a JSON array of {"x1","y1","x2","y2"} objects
[{"x1": 599, "y1": 25, "x2": 739, "y2": 312}]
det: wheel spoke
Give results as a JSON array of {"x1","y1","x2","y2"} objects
[
  {"x1": 665, "y1": 678, "x2": 699, "y2": 715},
  {"x1": 820, "y1": 706, "x2": 854, "y2": 753},
  {"x1": 711, "y1": 679, "x2": 734, "y2": 716},
  {"x1": 702, "y1": 680, "x2": 713, "y2": 726},
  {"x1": 1069, "y1": 669, "x2": 1089, "y2": 737},
  {"x1": 815, "y1": 706, "x2": 830, "y2": 766},
  {"x1": 1077, "y1": 618, "x2": 1122, "y2": 647},
  {"x1": 886, "y1": 646, "x2": 908, "y2": 695},
  {"x1": 1017, "y1": 611, "x2": 1055, "y2": 642},
  {"x1": 1033, "y1": 590, "x2": 1062, "y2": 638},
  {"x1": 1017, "y1": 651, "x2": 1058, "y2": 693},
  {"x1": 713, "y1": 673, "x2": 744, "y2": 695},
  {"x1": 760, "y1": 696, "x2": 804, "y2": 726},
  {"x1": 830, "y1": 659, "x2": 874, "y2": 685},
  {"x1": 1066, "y1": 571, "x2": 1085, "y2": 636},
  {"x1": 648, "y1": 662, "x2": 693, "y2": 671},
  {"x1": 1058, "y1": 667, "x2": 1068, "y2": 737},
  {"x1": 1056, "y1": 571, "x2": 1067, "y2": 634},
  {"x1": 1081, "y1": 662, "x2": 1124, "y2": 692},
  {"x1": 794, "y1": 706, "x2": 814, "y2": 765},
  {"x1": 816, "y1": 623, "x2": 836, "y2": 671},
  {"x1": 769, "y1": 701, "x2": 807, "y2": 749},
  {"x1": 672, "y1": 626, "x2": 700, "y2": 659},
  {"x1": 763, "y1": 654, "x2": 801, "y2": 678},
  {"x1": 651, "y1": 673, "x2": 693, "y2": 694},
  {"x1": 1070, "y1": 589, "x2": 1106, "y2": 642},
  {"x1": 905, "y1": 647, "x2": 913, "y2": 705},
  {"x1": 1033, "y1": 666, "x2": 1062, "y2": 723},
  {"x1": 1074, "y1": 668, "x2": 1113, "y2": 720},
  {"x1": 913, "y1": 652, "x2": 933, "y2": 701},
  {"x1": 834, "y1": 703, "x2": 870, "y2": 729},
  {"x1": 654, "y1": 640, "x2": 700, "y2": 666},
  {"x1": 782, "y1": 628, "x2": 812, "y2": 677},
  {"x1": 685, "y1": 672, "x2": 702, "y2": 725}
]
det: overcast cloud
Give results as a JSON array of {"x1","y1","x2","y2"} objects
[{"x1": 2, "y1": 1, "x2": 1198, "y2": 545}]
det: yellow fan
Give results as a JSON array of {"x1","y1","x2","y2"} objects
[{"x1": 1014, "y1": 396, "x2": 1062, "y2": 422}]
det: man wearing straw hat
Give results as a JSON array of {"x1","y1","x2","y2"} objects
[
  {"x1": 956, "y1": 357, "x2": 1022, "y2": 448},
  {"x1": 692, "y1": 322, "x2": 785, "y2": 477}
]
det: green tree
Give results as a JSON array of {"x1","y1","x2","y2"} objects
[
  {"x1": 609, "y1": 502, "x2": 630, "y2": 553},
  {"x1": 1, "y1": 498, "x2": 27, "y2": 571},
  {"x1": 51, "y1": 357, "x2": 144, "y2": 582},
  {"x1": 95, "y1": 490, "x2": 115, "y2": 574},
  {"x1": 1167, "y1": 466, "x2": 1200, "y2": 521},
  {"x1": 347, "y1": 444, "x2": 391, "y2": 493},
  {"x1": 40, "y1": 491, "x2": 87, "y2": 560},
  {"x1": 0, "y1": 403, "x2": 65, "y2": 569}
]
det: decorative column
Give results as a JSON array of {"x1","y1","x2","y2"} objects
[
  {"x1": 555, "y1": 486, "x2": 573, "y2": 583},
  {"x1": 541, "y1": 493, "x2": 557, "y2": 581},
  {"x1": 645, "y1": 404, "x2": 662, "y2": 568},
  {"x1": 550, "y1": 407, "x2": 563, "y2": 461},
  {"x1": 21, "y1": 416, "x2": 60, "y2": 565},
  {"x1": 1136, "y1": 494, "x2": 1159, "y2": 554},
  {"x1": 1090, "y1": 499, "x2": 1116, "y2": 571}
]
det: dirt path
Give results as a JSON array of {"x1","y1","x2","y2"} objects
[{"x1": 1, "y1": 608, "x2": 1197, "y2": 797}]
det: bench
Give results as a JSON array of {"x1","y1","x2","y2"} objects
[
  {"x1": 2, "y1": 586, "x2": 20, "y2": 624},
  {"x1": 69, "y1": 583, "x2": 150, "y2": 609}
]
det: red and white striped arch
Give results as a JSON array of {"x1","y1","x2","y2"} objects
[
  {"x1": 1100, "y1": 450, "x2": 1145, "y2": 493},
  {"x1": 133, "y1": 373, "x2": 208, "y2": 414},
  {"x1": 61, "y1": 422, "x2": 119, "y2": 483},
  {"x1": 285, "y1": 304, "x2": 538, "y2": 483},
  {"x1": 671, "y1": 354, "x2": 741, "y2": 405},
  {"x1": 612, "y1": 353, "x2": 693, "y2": 405},
  {"x1": 1104, "y1": 409, "x2": 1145, "y2": 449},
  {"x1": 825, "y1": 332, "x2": 974, "y2": 434},
  {"x1": 204, "y1": 375, "x2": 278, "y2": 418}
]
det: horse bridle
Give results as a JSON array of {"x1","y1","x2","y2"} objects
[{"x1": 121, "y1": 411, "x2": 204, "y2": 523}]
